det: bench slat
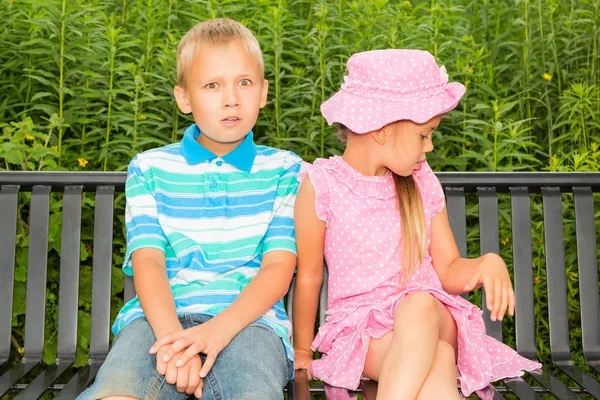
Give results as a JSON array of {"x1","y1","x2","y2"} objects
[
  {"x1": 124, "y1": 275, "x2": 135, "y2": 304},
  {"x1": 541, "y1": 188, "x2": 571, "y2": 361},
  {"x1": 504, "y1": 378, "x2": 543, "y2": 399},
  {"x1": 509, "y1": 187, "x2": 537, "y2": 360},
  {"x1": 573, "y1": 187, "x2": 600, "y2": 366},
  {"x1": 554, "y1": 362, "x2": 600, "y2": 398},
  {"x1": 89, "y1": 186, "x2": 115, "y2": 361},
  {"x1": 529, "y1": 370, "x2": 583, "y2": 399},
  {"x1": 445, "y1": 187, "x2": 468, "y2": 258},
  {"x1": 0, "y1": 185, "x2": 19, "y2": 366},
  {"x1": 13, "y1": 361, "x2": 72, "y2": 399},
  {"x1": 477, "y1": 187, "x2": 503, "y2": 341},
  {"x1": 0, "y1": 361, "x2": 39, "y2": 396},
  {"x1": 23, "y1": 185, "x2": 51, "y2": 362},
  {"x1": 57, "y1": 186, "x2": 83, "y2": 362},
  {"x1": 445, "y1": 187, "x2": 469, "y2": 300},
  {"x1": 319, "y1": 267, "x2": 329, "y2": 328},
  {"x1": 55, "y1": 363, "x2": 102, "y2": 399}
]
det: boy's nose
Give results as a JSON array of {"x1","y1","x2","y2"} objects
[{"x1": 223, "y1": 87, "x2": 240, "y2": 108}]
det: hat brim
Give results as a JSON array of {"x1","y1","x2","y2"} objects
[{"x1": 320, "y1": 82, "x2": 466, "y2": 134}]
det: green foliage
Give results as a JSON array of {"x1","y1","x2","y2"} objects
[{"x1": 1, "y1": 0, "x2": 599, "y2": 393}]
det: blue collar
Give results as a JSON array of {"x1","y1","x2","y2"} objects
[{"x1": 180, "y1": 124, "x2": 256, "y2": 173}]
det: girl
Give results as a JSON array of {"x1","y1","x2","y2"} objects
[{"x1": 292, "y1": 49, "x2": 541, "y2": 400}]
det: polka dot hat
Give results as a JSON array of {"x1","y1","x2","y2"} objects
[{"x1": 320, "y1": 49, "x2": 466, "y2": 134}]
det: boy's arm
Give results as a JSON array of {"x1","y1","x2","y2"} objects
[
  {"x1": 124, "y1": 158, "x2": 182, "y2": 337},
  {"x1": 132, "y1": 248, "x2": 182, "y2": 338},
  {"x1": 292, "y1": 178, "x2": 324, "y2": 360}
]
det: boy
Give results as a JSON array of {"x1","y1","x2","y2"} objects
[{"x1": 78, "y1": 18, "x2": 301, "y2": 400}]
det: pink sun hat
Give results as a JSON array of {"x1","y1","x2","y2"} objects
[{"x1": 320, "y1": 49, "x2": 466, "y2": 134}]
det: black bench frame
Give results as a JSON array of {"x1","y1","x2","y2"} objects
[{"x1": 1, "y1": 171, "x2": 599, "y2": 399}]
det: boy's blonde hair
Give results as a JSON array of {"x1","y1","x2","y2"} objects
[{"x1": 176, "y1": 18, "x2": 264, "y2": 89}]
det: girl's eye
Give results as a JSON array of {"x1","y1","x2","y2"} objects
[
  {"x1": 205, "y1": 82, "x2": 219, "y2": 89},
  {"x1": 239, "y1": 79, "x2": 252, "y2": 86},
  {"x1": 421, "y1": 135, "x2": 429, "y2": 140}
]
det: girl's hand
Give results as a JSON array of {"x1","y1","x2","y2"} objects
[
  {"x1": 150, "y1": 318, "x2": 237, "y2": 379},
  {"x1": 463, "y1": 253, "x2": 515, "y2": 321},
  {"x1": 294, "y1": 348, "x2": 314, "y2": 380}
]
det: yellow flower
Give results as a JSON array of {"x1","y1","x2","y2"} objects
[
  {"x1": 17, "y1": 347, "x2": 24, "y2": 355},
  {"x1": 25, "y1": 134, "x2": 35, "y2": 141},
  {"x1": 51, "y1": 146, "x2": 58, "y2": 151},
  {"x1": 543, "y1": 73, "x2": 552, "y2": 81},
  {"x1": 139, "y1": 115, "x2": 147, "y2": 120},
  {"x1": 467, "y1": 67, "x2": 474, "y2": 74},
  {"x1": 534, "y1": 276, "x2": 542, "y2": 285},
  {"x1": 78, "y1": 158, "x2": 89, "y2": 168}
]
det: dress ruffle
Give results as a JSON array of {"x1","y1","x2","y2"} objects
[{"x1": 310, "y1": 282, "x2": 541, "y2": 397}]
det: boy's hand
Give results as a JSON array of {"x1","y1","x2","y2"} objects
[
  {"x1": 155, "y1": 346, "x2": 204, "y2": 397},
  {"x1": 294, "y1": 348, "x2": 313, "y2": 380},
  {"x1": 463, "y1": 253, "x2": 515, "y2": 321},
  {"x1": 150, "y1": 318, "x2": 237, "y2": 379}
]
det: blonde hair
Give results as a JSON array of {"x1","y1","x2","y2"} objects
[
  {"x1": 337, "y1": 123, "x2": 427, "y2": 285},
  {"x1": 176, "y1": 18, "x2": 264, "y2": 88}
]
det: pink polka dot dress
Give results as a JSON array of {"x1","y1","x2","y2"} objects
[{"x1": 300, "y1": 156, "x2": 541, "y2": 397}]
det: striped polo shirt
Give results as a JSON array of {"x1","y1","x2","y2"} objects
[{"x1": 112, "y1": 124, "x2": 302, "y2": 363}]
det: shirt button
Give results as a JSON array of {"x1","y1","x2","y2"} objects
[
  {"x1": 216, "y1": 160, "x2": 223, "y2": 167},
  {"x1": 210, "y1": 181, "x2": 217, "y2": 188}
]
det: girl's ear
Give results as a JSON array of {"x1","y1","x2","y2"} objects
[{"x1": 371, "y1": 127, "x2": 388, "y2": 145}]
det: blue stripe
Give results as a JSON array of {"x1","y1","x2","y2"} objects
[{"x1": 154, "y1": 190, "x2": 277, "y2": 208}]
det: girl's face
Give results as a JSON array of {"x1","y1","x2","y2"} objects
[{"x1": 379, "y1": 116, "x2": 441, "y2": 176}]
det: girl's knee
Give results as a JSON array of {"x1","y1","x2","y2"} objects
[{"x1": 397, "y1": 292, "x2": 438, "y2": 316}]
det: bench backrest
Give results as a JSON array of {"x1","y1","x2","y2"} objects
[{"x1": 0, "y1": 171, "x2": 598, "y2": 368}]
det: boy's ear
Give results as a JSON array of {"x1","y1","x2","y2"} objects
[
  {"x1": 259, "y1": 79, "x2": 269, "y2": 108},
  {"x1": 174, "y1": 86, "x2": 192, "y2": 114}
]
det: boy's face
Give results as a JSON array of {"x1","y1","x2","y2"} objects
[{"x1": 174, "y1": 40, "x2": 268, "y2": 154}]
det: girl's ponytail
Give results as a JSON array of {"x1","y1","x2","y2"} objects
[{"x1": 393, "y1": 173, "x2": 427, "y2": 286}]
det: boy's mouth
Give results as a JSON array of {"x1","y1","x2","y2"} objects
[{"x1": 221, "y1": 116, "x2": 241, "y2": 127}]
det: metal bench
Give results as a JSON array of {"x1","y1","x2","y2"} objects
[{"x1": 1, "y1": 171, "x2": 599, "y2": 399}]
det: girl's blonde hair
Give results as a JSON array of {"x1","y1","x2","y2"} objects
[
  {"x1": 176, "y1": 18, "x2": 264, "y2": 89},
  {"x1": 337, "y1": 124, "x2": 427, "y2": 285}
]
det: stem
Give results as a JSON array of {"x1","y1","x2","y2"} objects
[
  {"x1": 122, "y1": 0, "x2": 127, "y2": 25},
  {"x1": 547, "y1": 1, "x2": 562, "y2": 95},
  {"x1": 318, "y1": 19, "x2": 326, "y2": 158},
  {"x1": 104, "y1": 24, "x2": 118, "y2": 171},
  {"x1": 57, "y1": 0, "x2": 66, "y2": 166},
  {"x1": 171, "y1": 102, "x2": 179, "y2": 141},
  {"x1": 81, "y1": 0, "x2": 93, "y2": 155},
  {"x1": 166, "y1": 0, "x2": 173, "y2": 43},
  {"x1": 523, "y1": 0, "x2": 531, "y2": 128},
  {"x1": 273, "y1": 2, "x2": 282, "y2": 144},
  {"x1": 537, "y1": 0, "x2": 553, "y2": 157}
]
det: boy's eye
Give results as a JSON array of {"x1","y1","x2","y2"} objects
[
  {"x1": 205, "y1": 82, "x2": 219, "y2": 89},
  {"x1": 239, "y1": 79, "x2": 252, "y2": 86}
]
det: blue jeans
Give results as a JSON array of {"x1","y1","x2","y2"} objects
[{"x1": 78, "y1": 314, "x2": 292, "y2": 400}]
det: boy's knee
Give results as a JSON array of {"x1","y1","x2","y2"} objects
[{"x1": 100, "y1": 397, "x2": 140, "y2": 400}]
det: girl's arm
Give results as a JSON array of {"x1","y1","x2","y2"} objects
[
  {"x1": 293, "y1": 178, "x2": 326, "y2": 361},
  {"x1": 429, "y1": 207, "x2": 481, "y2": 295},
  {"x1": 429, "y1": 206, "x2": 515, "y2": 320}
]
